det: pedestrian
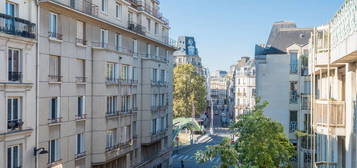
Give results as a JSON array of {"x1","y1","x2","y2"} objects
[{"x1": 181, "y1": 160, "x2": 184, "y2": 168}]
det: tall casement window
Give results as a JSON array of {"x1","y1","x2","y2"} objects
[
  {"x1": 107, "y1": 96, "x2": 117, "y2": 115},
  {"x1": 106, "y1": 129, "x2": 116, "y2": 148},
  {"x1": 121, "y1": 65, "x2": 129, "y2": 80},
  {"x1": 76, "y1": 21, "x2": 86, "y2": 45},
  {"x1": 101, "y1": 0, "x2": 108, "y2": 12},
  {"x1": 133, "y1": 121, "x2": 137, "y2": 137},
  {"x1": 160, "y1": 70, "x2": 166, "y2": 82},
  {"x1": 152, "y1": 119, "x2": 157, "y2": 134},
  {"x1": 5, "y1": 2, "x2": 18, "y2": 31},
  {"x1": 8, "y1": 48, "x2": 21, "y2": 81},
  {"x1": 77, "y1": 96, "x2": 85, "y2": 119},
  {"x1": 147, "y1": 43, "x2": 151, "y2": 57},
  {"x1": 7, "y1": 97, "x2": 22, "y2": 130},
  {"x1": 76, "y1": 59, "x2": 85, "y2": 82},
  {"x1": 116, "y1": 3, "x2": 122, "y2": 19},
  {"x1": 147, "y1": 18, "x2": 151, "y2": 32},
  {"x1": 289, "y1": 111, "x2": 298, "y2": 133},
  {"x1": 76, "y1": 133, "x2": 85, "y2": 155},
  {"x1": 133, "y1": 39, "x2": 138, "y2": 55},
  {"x1": 49, "y1": 12, "x2": 58, "y2": 38},
  {"x1": 155, "y1": 46, "x2": 159, "y2": 57},
  {"x1": 7, "y1": 145, "x2": 22, "y2": 168},
  {"x1": 132, "y1": 94, "x2": 137, "y2": 109},
  {"x1": 152, "y1": 68, "x2": 158, "y2": 81},
  {"x1": 49, "y1": 55, "x2": 61, "y2": 82},
  {"x1": 49, "y1": 97, "x2": 60, "y2": 122},
  {"x1": 121, "y1": 95, "x2": 130, "y2": 113},
  {"x1": 106, "y1": 63, "x2": 119, "y2": 82},
  {"x1": 48, "y1": 139, "x2": 60, "y2": 163},
  {"x1": 154, "y1": 22, "x2": 159, "y2": 34},
  {"x1": 100, "y1": 29, "x2": 108, "y2": 48},
  {"x1": 128, "y1": 12, "x2": 133, "y2": 23},
  {"x1": 131, "y1": 67, "x2": 137, "y2": 81},
  {"x1": 290, "y1": 52, "x2": 298, "y2": 74},
  {"x1": 289, "y1": 81, "x2": 298, "y2": 104},
  {"x1": 115, "y1": 33, "x2": 122, "y2": 51}
]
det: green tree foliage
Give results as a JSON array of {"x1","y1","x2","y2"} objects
[
  {"x1": 173, "y1": 64, "x2": 207, "y2": 118},
  {"x1": 196, "y1": 99, "x2": 295, "y2": 168}
]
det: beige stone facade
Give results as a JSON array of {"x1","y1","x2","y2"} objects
[{"x1": 1, "y1": 0, "x2": 175, "y2": 168}]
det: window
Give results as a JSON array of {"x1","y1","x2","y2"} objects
[
  {"x1": 132, "y1": 94, "x2": 137, "y2": 109},
  {"x1": 106, "y1": 130, "x2": 115, "y2": 148},
  {"x1": 152, "y1": 69, "x2": 158, "y2": 81},
  {"x1": 100, "y1": 29, "x2": 108, "y2": 48},
  {"x1": 107, "y1": 96, "x2": 117, "y2": 115},
  {"x1": 289, "y1": 81, "x2": 298, "y2": 104},
  {"x1": 49, "y1": 97, "x2": 60, "y2": 122},
  {"x1": 115, "y1": 33, "x2": 122, "y2": 51},
  {"x1": 155, "y1": 46, "x2": 159, "y2": 57},
  {"x1": 128, "y1": 12, "x2": 133, "y2": 23},
  {"x1": 152, "y1": 94, "x2": 158, "y2": 106},
  {"x1": 289, "y1": 111, "x2": 297, "y2": 133},
  {"x1": 160, "y1": 70, "x2": 165, "y2": 82},
  {"x1": 49, "y1": 13, "x2": 58, "y2": 38},
  {"x1": 152, "y1": 119, "x2": 157, "y2": 134},
  {"x1": 290, "y1": 52, "x2": 298, "y2": 74},
  {"x1": 77, "y1": 96, "x2": 85, "y2": 118},
  {"x1": 126, "y1": 125, "x2": 131, "y2": 142},
  {"x1": 121, "y1": 95, "x2": 130, "y2": 113},
  {"x1": 106, "y1": 63, "x2": 119, "y2": 81},
  {"x1": 160, "y1": 117, "x2": 164, "y2": 131},
  {"x1": 101, "y1": 0, "x2": 108, "y2": 12},
  {"x1": 121, "y1": 65, "x2": 129, "y2": 80},
  {"x1": 131, "y1": 67, "x2": 137, "y2": 81},
  {"x1": 154, "y1": 22, "x2": 159, "y2": 34},
  {"x1": 147, "y1": 43, "x2": 151, "y2": 57},
  {"x1": 7, "y1": 97, "x2": 22, "y2": 130},
  {"x1": 6, "y1": 2, "x2": 18, "y2": 17},
  {"x1": 76, "y1": 21, "x2": 86, "y2": 45},
  {"x1": 147, "y1": 18, "x2": 151, "y2": 32},
  {"x1": 76, "y1": 59, "x2": 85, "y2": 82},
  {"x1": 7, "y1": 145, "x2": 22, "y2": 168},
  {"x1": 8, "y1": 48, "x2": 21, "y2": 81},
  {"x1": 133, "y1": 121, "x2": 137, "y2": 137},
  {"x1": 76, "y1": 133, "x2": 85, "y2": 155},
  {"x1": 116, "y1": 3, "x2": 122, "y2": 19},
  {"x1": 48, "y1": 139, "x2": 60, "y2": 163},
  {"x1": 133, "y1": 39, "x2": 138, "y2": 55},
  {"x1": 49, "y1": 56, "x2": 61, "y2": 81}
]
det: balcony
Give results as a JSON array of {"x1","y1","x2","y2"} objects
[
  {"x1": 48, "y1": 75, "x2": 63, "y2": 83},
  {"x1": 8, "y1": 72, "x2": 22, "y2": 82},
  {"x1": 48, "y1": 32, "x2": 63, "y2": 40},
  {"x1": 45, "y1": 0, "x2": 98, "y2": 17},
  {"x1": 92, "y1": 42, "x2": 134, "y2": 55},
  {"x1": 151, "y1": 80, "x2": 168, "y2": 87},
  {"x1": 151, "y1": 105, "x2": 167, "y2": 114},
  {"x1": 0, "y1": 13, "x2": 36, "y2": 39},
  {"x1": 145, "y1": 54, "x2": 168, "y2": 62},
  {"x1": 48, "y1": 117, "x2": 63, "y2": 125},
  {"x1": 118, "y1": 110, "x2": 133, "y2": 116},
  {"x1": 119, "y1": 79, "x2": 138, "y2": 86},
  {"x1": 76, "y1": 38, "x2": 87, "y2": 46},
  {"x1": 7, "y1": 119, "x2": 24, "y2": 130},
  {"x1": 105, "y1": 77, "x2": 120, "y2": 86},
  {"x1": 128, "y1": 21, "x2": 146, "y2": 35},
  {"x1": 315, "y1": 162, "x2": 337, "y2": 168},
  {"x1": 75, "y1": 76, "x2": 87, "y2": 84},
  {"x1": 75, "y1": 114, "x2": 87, "y2": 121},
  {"x1": 75, "y1": 151, "x2": 86, "y2": 160},
  {"x1": 313, "y1": 99, "x2": 345, "y2": 128},
  {"x1": 150, "y1": 129, "x2": 167, "y2": 143}
]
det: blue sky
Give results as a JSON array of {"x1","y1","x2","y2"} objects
[{"x1": 160, "y1": 0, "x2": 343, "y2": 72}]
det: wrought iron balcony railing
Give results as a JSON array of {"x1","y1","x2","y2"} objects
[
  {"x1": 128, "y1": 20, "x2": 146, "y2": 35},
  {"x1": 8, "y1": 119, "x2": 24, "y2": 130},
  {"x1": 50, "y1": 0, "x2": 99, "y2": 17},
  {"x1": 0, "y1": 13, "x2": 36, "y2": 39},
  {"x1": 8, "y1": 71, "x2": 22, "y2": 82},
  {"x1": 48, "y1": 75, "x2": 63, "y2": 83}
]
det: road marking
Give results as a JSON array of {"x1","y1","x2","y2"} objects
[
  {"x1": 172, "y1": 154, "x2": 177, "y2": 159},
  {"x1": 190, "y1": 156, "x2": 195, "y2": 160},
  {"x1": 183, "y1": 155, "x2": 190, "y2": 160},
  {"x1": 213, "y1": 158, "x2": 220, "y2": 164},
  {"x1": 177, "y1": 155, "x2": 185, "y2": 160}
]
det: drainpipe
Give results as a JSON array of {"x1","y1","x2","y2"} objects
[{"x1": 35, "y1": 0, "x2": 40, "y2": 168}]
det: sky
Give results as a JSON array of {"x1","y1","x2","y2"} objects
[{"x1": 160, "y1": 0, "x2": 343, "y2": 72}]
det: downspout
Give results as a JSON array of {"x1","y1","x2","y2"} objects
[{"x1": 35, "y1": 0, "x2": 40, "y2": 168}]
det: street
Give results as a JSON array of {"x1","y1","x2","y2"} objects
[{"x1": 172, "y1": 112, "x2": 231, "y2": 168}]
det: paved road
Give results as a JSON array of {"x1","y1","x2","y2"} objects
[{"x1": 172, "y1": 113, "x2": 231, "y2": 168}]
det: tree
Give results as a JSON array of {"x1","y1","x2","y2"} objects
[
  {"x1": 173, "y1": 64, "x2": 207, "y2": 118},
  {"x1": 196, "y1": 99, "x2": 295, "y2": 168}
]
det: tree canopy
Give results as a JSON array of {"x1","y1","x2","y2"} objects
[
  {"x1": 173, "y1": 64, "x2": 207, "y2": 118},
  {"x1": 196, "y1": 99, "x2": 295, "y2": 168}
]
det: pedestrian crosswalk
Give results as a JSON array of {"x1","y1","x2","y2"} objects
[{"x1": 171, "y1": 154, "x2": 221, "y2": 164}]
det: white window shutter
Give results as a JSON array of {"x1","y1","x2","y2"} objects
[{"x1": 57, "y1": 97, "x2": 60, "y2": 118}]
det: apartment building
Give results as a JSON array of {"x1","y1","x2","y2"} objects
[
  {"x1": 0, "y1": 1, "x2": 37, "y2": 168},
  {"x1": 0, "y1": 0, "x2": 175, "y2": 168},
  {"x1": 229, "y1": 57, "x2": 256, "y2": 121},
  {"x1": 255, "y1": 21, "x2": 312, "y2": 168},
  {"x1": 173, "y1": 36, "x2": 202, "y2": 69},
  {"x1": 310, "y1": 0, "x2": 357, "y2": 167},
  {"x1": 210, "y1": 70, "x2": 228, "y2": 121}
]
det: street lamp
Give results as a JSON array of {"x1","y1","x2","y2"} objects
[
  {"x1": 209, "y1": 99, "x2": 214, "y2": 135},
  {"x1": 33, "y1": 147, "x2": 48, "y2": 156}
]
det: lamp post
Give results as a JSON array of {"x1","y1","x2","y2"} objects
[{"x1": 209, "y1": 99, "x2": 214, "y2": 135}]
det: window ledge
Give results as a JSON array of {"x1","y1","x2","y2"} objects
[
  {"x1": 48, "y1": 37, "x2": 63, "y2": 43},
  {"x1": 48, "y1": 159, "x2": 63, "y2": 167}
]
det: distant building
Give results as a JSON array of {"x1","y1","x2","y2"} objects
[
  {"x1": 255, "y1": 21, "x2": 312, "y2": 167},
  {"x1": 210, "y1": 70, "x2": 228, "y2": 122},
  {"x1": 227, "y1": 57, "x2": 256, "y2": 121},
  {"x1": 173, "y1": 36, "x2": 203, "y2": 73}
]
